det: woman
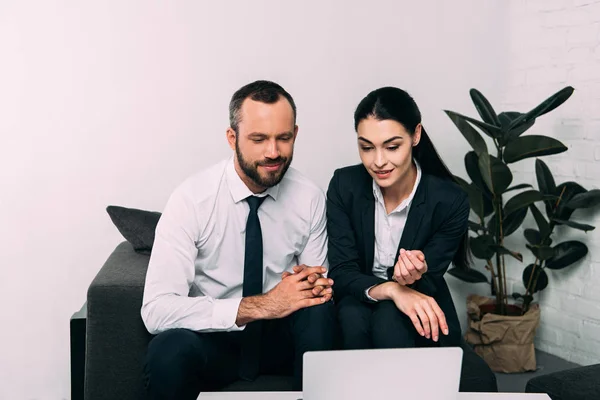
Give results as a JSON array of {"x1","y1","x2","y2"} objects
[{"x1": 327, "y1": 86, "x2": 470, "y2": 350}]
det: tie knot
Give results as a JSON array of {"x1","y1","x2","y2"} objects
[{"x1": 246, "y1": 195, "x2": 266, "y2": 213}]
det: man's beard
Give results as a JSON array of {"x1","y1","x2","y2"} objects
[{"x1": 235, "y1": 142, "x2": 292, "y2": 189}]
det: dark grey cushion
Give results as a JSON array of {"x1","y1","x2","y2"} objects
[
  {"x1": 526, "y1": 364, "x2": 600, "y2": 400},
  {"x1": 106, "y1": 205, "x2": 161, "y2": 254}
]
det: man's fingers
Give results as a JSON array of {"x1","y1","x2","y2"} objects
[
  {"x1": 293, "y1": 264, "x2": 306, "y2": 273},
  {"x1": 313, "y1": 277, "x2": 332, "y2": 287},
  {"x1": 283, "y1": 265, "x2": 308, "y2": 279},
  {"x1": 429, "y1": 298, "x2": 449, "y2": 336},
  {"x1": 421, "y1": 301, "x2": 439, "y2": 342},
  {"x1": 299, "y1": 277, "x2": 333, "y2": 290},
  {"x1": 297, "y1": 296, "x2": 329, "y2": 310},
  {"x1": 293, "y1": 266, "x2": 327, "y2": 281},
  {"x1": 312, "y1": 286, "x2": 324, "y2": 296},
  {"x1": 414, "y1": 303, "x2": 431, "y2": 339}
]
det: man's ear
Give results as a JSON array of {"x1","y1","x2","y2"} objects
[
  {"x1": 226, "y1": 127, "x2": 236, "y2": 151},
  {"x1": 413, "y1": 124, "x2": 422, "y2": 147}
]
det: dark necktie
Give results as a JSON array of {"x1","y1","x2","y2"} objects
[{"x1": 238, "y1": 195, "x2": 266, "y2": 381}]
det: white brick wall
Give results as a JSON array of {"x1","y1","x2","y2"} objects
[{"x1": 500, "y1": 0, "x2": 600, "y2": 366}]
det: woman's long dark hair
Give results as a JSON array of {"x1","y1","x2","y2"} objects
[{"x1": 354, "y1": 87, "x2": 471, "y2": 270}]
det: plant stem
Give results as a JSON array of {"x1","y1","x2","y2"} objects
[
  {"x1": 555, "y1": 186, "x2": 567, "y2": 209},
  {"x1": 486, "y1": 259, "x2": 501, "y2": 308},
  {"x1": 525, "y1": 258, "x2": 539, "y2": 297},
  {"x1": 501, "y1": 254, "x2": 508, "y2": 309},
  {"x1": 496, "y1": 198, "x2": 507, "y2": 314},
  {"x1": 530, "y1": 265, "x2": 543, "y2": 303},
  {"x1": 495, "y1": 138, "x2": 502, "y2": 160}
]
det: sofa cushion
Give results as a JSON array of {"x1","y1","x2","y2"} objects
[
  {"x1": 526, "y1": 364, "x2": 600, "y2": 400},
  {"x1": 106, "y1": 205, "x2": 161, "y2": 254}
]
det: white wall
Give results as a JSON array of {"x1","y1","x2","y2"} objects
[
  {"x1": 0, "y1": 1, "x2": 508, "y2": 399},
  {"x1": 497, "y1": 0, "x2": 600, "y2": 366}
]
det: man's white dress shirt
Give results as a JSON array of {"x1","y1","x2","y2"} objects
[{"x1": 141, "y1": 157, "x2": 328, "y2": 334}]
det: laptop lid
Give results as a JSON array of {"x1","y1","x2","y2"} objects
[{"x1": 302, "y1": 347, "x2": 463, "y2": 400}]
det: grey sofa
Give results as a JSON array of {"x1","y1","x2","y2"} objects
[
  {"x1": 84, "y1": 242, "x2": 498, "y2": 400},
  {"x1": 526, "y1": 364, "x2": 600, "y2": 400}
]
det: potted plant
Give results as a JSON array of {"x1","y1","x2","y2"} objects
[{"x1": 443, "y1": 86, "x2": 600, "y2": 373}]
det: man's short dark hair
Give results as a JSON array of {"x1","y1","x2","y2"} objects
[{"x1": 229, "y1": 80, "x2": 297, "y2": 133}]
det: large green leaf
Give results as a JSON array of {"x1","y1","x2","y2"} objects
[
  {"x1": 566, "y1": 189, "x2": 600, "y2": 209},
  {"x1": 470, "y1": 235, "x2": 496, "y2": 260},
  {"x1": 478, "y1": 152, "x2": 494, "y2": 194},
  {"x1": 524, "y1": 229, "x2": 541, "y2": 245},
  {"x1": 526, "y1": 244, "x2": 555, "y2": 261},
  {"x1": 508, "y1": 86, "x2": 575, "y2": 130},
  {"x1": 535, "y1": 159, "x2": 557, "y2": 195},
  {"x1": 470, "y1": 89, "x2": 501, "y2": 127},
  {"x1": 465, "y1": 152, "x2": 491, "y2": 195},
  {"x1": 530, "y1": 203, "x2": 550, "y2": 239},
  {"x1": 483, "y1": 195, "x2": 495, "y2": 217},
  {"x1": 470, "y1": 152, "x2": 513, "y2": 196},
  {"x1": 468, "y1": 184, "x2": 485, "y2": 221},
  {"x1": 447, "y1": 267, "x2": 489, "y2": 283},
  {"x1": 445, "y1": 110, "x2": 504, "y2": 139},
  {"x1": 504, "y1": 135, "x2": 568, "y2": 163},
  {"x1": 536, "y1": 159, "x2": 557, "y2": 213},
  {"x1": 545, "y1": 241, "x2": 588, "y2": 269},
  {"x1": 489, "y1": 156, "x2": 513, "y2": 194},
  {"x1": 504, "y1": 207, "x2": 528, "y2": 236},
  {"x1": 522, "y1": 264, "x2": 549, "y2": 293},
  {"x1": 550, "y1": 182, "x2": 587, "y2": 222},
  {"x1": 504, "y1": 183, "x2": 533, "y2": 193},
  {"x1": 551, "y1": 218, "x2": 595, "y2": 232},
  {"x1": 488, "y1": 207, "x2": 528, "y2": 237},
  {"x1": 445, "y1": 111, "x2": 488, "y2": 155},
  {"x1": 504, "y1": 190, "x2": 545, "y2": 216},
  {"x1": 499, "y1": 111, "x2": 536, "y2": 144}
]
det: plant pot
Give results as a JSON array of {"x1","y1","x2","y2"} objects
[{"x1": 464, "y1": 294, "x2": 541, "y2": 373}]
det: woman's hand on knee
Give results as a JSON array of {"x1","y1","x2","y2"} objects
[{"x1": 388, "y1": 285, "x2": 448, "y2": 342}]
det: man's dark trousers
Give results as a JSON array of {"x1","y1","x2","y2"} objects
[{"x1": 143, "y1": 302, "x2": 335, "y2": 400}]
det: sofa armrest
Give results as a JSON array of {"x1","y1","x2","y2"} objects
[{"x1": 85, "y1": 241, "x2": 152, "y2": 400}]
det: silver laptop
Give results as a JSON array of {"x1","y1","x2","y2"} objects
[{"x1": 302, "y1": 347, "x2": 463, "y2": 400}]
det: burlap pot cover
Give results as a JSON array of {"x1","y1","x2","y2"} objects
[{"x1": 464, "y1": 294, "x2": 541, "y2": 373}]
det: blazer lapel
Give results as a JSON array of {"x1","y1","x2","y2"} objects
[
  {"x1": 397, "y1": 175, "x2": 428, "y2": 253},
  {"x1": 361, "y1": 190, "x2": 375, "y2": 273}
]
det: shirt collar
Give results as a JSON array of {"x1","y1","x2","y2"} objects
[
  {"x1": 226, "y1": 156, "x2": 280, "y2": 203},
  {"x1": 372, "y1": 160, "x2": 422, "y2": 212}
]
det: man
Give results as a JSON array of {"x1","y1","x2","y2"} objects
[{"x1": 141, "y1": 80, "x2": 335, "y2": 400}]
